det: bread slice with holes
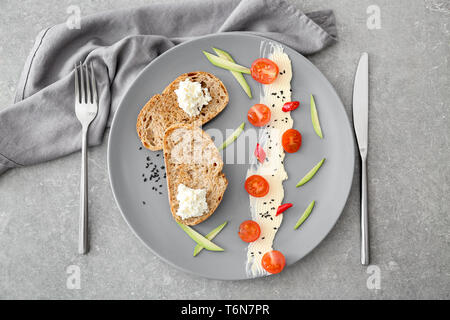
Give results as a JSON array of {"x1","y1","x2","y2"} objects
[
  {"x1": 137, "y1": 71, "x2": 229, "y2": 151},
  {"x1": 163, "y1": 123, "x2": 227, "y2": 226}
]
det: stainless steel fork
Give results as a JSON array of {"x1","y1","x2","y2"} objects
[{"x1": 74, "y1": 62, "x2": 98, "y2": 255}]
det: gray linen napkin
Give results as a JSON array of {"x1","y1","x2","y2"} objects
[{"x1": 0, "y1": 0, "x2": 337, "y2": 175}]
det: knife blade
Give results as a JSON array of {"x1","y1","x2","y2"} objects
[
  {"x1": 352, "y1": 52, "x2": 369, "y2": 265},
  {"x1": 353, "y1": 52, "x2": 369, "y2": 158}
]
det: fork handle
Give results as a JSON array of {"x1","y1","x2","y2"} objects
[
  {"x1": 360, "y1": 158, "x2": 369, "y2": 265},
  {"x1": 79, "y1": 126, "x2": 89, "y2": 255}
]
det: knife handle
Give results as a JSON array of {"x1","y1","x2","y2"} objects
[{"x1": 361, "y1": 158, "x2": 369, "y2": 265}]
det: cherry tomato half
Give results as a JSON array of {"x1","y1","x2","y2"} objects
[
  {"x1": 251, "y1": 58, "x2": 279, "y2": 84},
  {"x1": 245, "y1": 175, "x2": 269, "y2": 197},
  {"x1": 282, "y1": 129, "x2": 302, "y2": 153},
  {"x1": 248, "y1": 104, "x2": 271, "y2": 127},
  {"x1": 261, "y1": 250, "x2": 286, "y2": 274},
  {"x1": 238, "y1": 220, "x2": 261, "y2": 243}
]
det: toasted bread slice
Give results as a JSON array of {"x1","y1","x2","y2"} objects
[
  {"x1": 163, "y1": 124, "x2": 228, "y2": 225},
  {"x1": 137, "y1": 71, "x2": 229, "y2": 151}
]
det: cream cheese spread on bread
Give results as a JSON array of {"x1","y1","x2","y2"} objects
[
  {"x1": 245, "y1": 42, "x2": 293, "y2": 277},
  {"x1": 175, "y1": 78, "x2": 212, "y2": 117},
  {"x1": 175, "y1": 184, "x2": 208, "y2": 220}
]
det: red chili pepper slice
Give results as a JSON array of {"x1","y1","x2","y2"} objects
[
  {"x1": 282, "y1": 101, "x2": 300, "y2": 112},
  {"x1": 254, "y1": 143, "x2": 266, "y2": 163},
  {"x1": 276, "y1": 203, "x2": 293, "y2": 216}
]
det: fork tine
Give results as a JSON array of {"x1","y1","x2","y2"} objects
[
  {"x1": 79, "y1": 62, "x2": 85, "y2": 103},
  {"x1": 90, "y1": 62, "x2": 98, "y2": 104},
  {"x1": 84, "y1": 64, "x2": 91, "y2": 103},
  {"x1": 74, "y1": 64, "x2": 79, "y2": 103}
]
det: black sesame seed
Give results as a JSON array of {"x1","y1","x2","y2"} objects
[
  {"x1": 139, "y1": 147, "x2": 142, "y2": 150},
  {"x1": 280, "y1": 90, "x2": 283, "y2": 94},
  {"x1": 144, "y1": 178, "x2": 147, "y2": 182},
  {"x1": 142, "y1": 201, "x2": 146, "y2": 205}
]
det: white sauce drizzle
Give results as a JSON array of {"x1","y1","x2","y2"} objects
[{"x1": 245, "y1": 42, "x2": 293, "y2": 278}]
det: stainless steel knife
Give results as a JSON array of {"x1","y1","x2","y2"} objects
[{"x1": 353, "y1": 52, "x2": 369, "y2": 265}]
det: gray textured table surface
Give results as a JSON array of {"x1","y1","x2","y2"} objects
[{"x1": 0, "y1": 0, "x2": 449, "y2": 299}]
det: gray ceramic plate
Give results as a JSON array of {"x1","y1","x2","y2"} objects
[{"x1": 108, "y1": 33, "x2": 354, "y2": 280}]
